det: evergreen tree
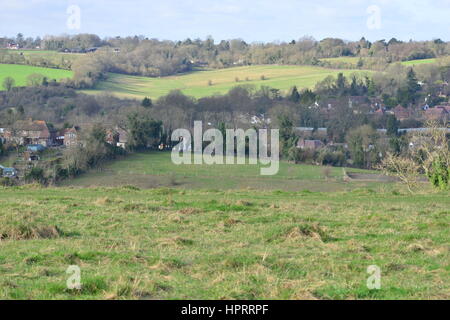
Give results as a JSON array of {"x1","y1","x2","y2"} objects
[
  {"x1": 386, "y1": 115, "x2": 399, "y2": 136},
  {"x1": 288, "y1": 86, "x2": 300, "y2": 103},
  {"x1": 350, "y1": 75, "x2": 359, "y2": 95},
  {"x1": 278, "y1": 115, "x2": 297, "y2": 157},
  {"x1": 142, "y1": 97, "x2": 153, "y2": 108},
  {"x1": 336, "y1": 73, "x2": 347, "y2": 96},
  {"x1": 299, "y1": 89, "x2": 316, "y2": 105},
  {"x1": 406, "y1": 68, "x2": 421, "y2": 103}
]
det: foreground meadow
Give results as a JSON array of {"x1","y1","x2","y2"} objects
[
  {"x1": 0, "y1": 184, "x2": 448, "y2": 299},
  {"x1": 0, "y1": 153, "x2": 450, "y2": 299},
  {"x1": 1, "y1": 153, "x2": 448, "y2": 300}
]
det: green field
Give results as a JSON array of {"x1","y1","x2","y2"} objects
[
  {"x1": 62, "y1": 152, "x2": 382, "y2": 192},
  {"x1": 0, "y1": 49, "x2": 83, "y2": 69},
  {"x1": 401, "y1": 58, "x2": 438, "y2": 66},
  {"x1": 320, "y1": 57, "x2": 366, "y2": 66},
  {"x1": 83, "y1": 65, "x2": 371, "y2": 100},
  {"x1": 0, "y1": 63, "x2": 73, "y2": 87},
  {"x1": 321, "y1": 56, "x2": 438, "y2": 68},
  {"x1": 1, "y1": 152, "x2": 448, "y2": 299}
]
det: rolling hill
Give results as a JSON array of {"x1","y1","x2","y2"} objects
[{"x1": 83, "y1": 65, "x2": 372, "y2": 100}]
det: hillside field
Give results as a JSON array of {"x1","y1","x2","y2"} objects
[
  {"x1": 83, "y1": 65, "x2": 372, "y2": 100},
  {"x1": 0, "y1": 63, "x2": 73, "y2": 87},
  {"x1": 0, "y1": 49, "x2": 83, "y2": 69}
]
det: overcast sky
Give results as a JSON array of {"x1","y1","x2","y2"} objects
[{"x1": 1, "y1": 0, "x2": 449, "y2": 42}]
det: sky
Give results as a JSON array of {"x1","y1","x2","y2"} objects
[{"x1": 1, "y1": 0, "x2": 450, "y2": 42}]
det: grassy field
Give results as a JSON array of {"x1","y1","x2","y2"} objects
[
  {"x1": 401, "y1": 58, "x2": 438, "y2": 66},
  {"x1": 0, "y1": 49, "x2": 83, "y2": 69},
  {"x1": 0, "y1": 185, "x2": 448, "y2": 299},
  {"x1": 320, "y1": 57, "x2": 366, "y2": 66},
  {"x1": 321, "y1": 57, "x2": 438, "y2": 68},
  {"x1": 1, "y1": 152, "x2": 448, "y2": 300},
  {"x1": 83, "y1": 65, "x2": 371, "y2": 100},
  {"x1": 0, "y1": 63, "x2": 73, "y2": 87},
  {"x1": 61, "y1": 152, "x2": 382, "y2": 192}
]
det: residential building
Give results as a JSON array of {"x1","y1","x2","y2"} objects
[
  {"x1": 4, "y1": 119, "x2": 52, "y2": 146},
  {"x1": 393, "y1": 105, "x2": 411, "y2": 121},
  {"x1": 297, "y1": 139, "x2": 325, "y2": 150}
]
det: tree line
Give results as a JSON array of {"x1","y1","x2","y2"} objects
[{"x1": 3, "y1": 33, "x2": 450, "y2": 88}]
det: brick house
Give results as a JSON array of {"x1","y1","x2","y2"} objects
[
  {"x1": 115, "y1": 127, "x2": 129, "y2": 149},
  {"x1": 5, "y1": 119, "x2": 53, "y2": 146},
  {"x1": 106, "y1": 127, "x2": 129, "y2": 149},
  {"x1": 424, "y1": 107, "x2": 449, "y2": 121},
  {"x1": 63, "y1": 127, "x2": 80, "y2": 147},
  {"x1": 393, "y1": 105, "x2": 411, "y2": 121}
]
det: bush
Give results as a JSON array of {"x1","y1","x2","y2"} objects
[
  {"x1": 0, "y1": 177, "x2": 15, "y2": 187},
  {"x1": 25, "y1": 167, "x2": 46, "y2": 184},
  {"x1": 317, "y1": 150, "x2": 346, "y2": 167},
  {"x1": 428, "y1": 157, "x2": 450, "y2": 190}
]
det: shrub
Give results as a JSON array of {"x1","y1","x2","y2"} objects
[
  {"x1": 25, "y1": 167, "x2": 46, "y2": 184},
  {"x1": 0, "y1": 177, "x2": 15, "y2": 187},
  {"x1": 428, "y1": 157, "x2": 450, "y2": 190},
  {"x1": 317, "y1": 150, "x2": 346, "y2": 167}
]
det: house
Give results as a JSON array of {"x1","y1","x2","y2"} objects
[
  {"x1": 297, "y1": 139, "x2": 325, "y2": 150},
  {"x1": 6, "y1": 43, "x2": 19, "y2": 50},
  {"x1": 437, "y1": 105, "x2": 450, "y2": 113},
  {"x1": 63, "y1": 127, "x2": 80, "y2": 147},
  {"x1": 424, "y1": 107, "x2": 448, "y2": 121},
  {"x1": 104, "y1": 127, "x2": 128, "y2": 149},
  {"x1": 374, "y1": 108, "x2": 386, "y2": 116},
  {"x1": 115, "y1": 127, "x2": 128, "y2": 149},
  {"x1": 5, "y1": 119, "x2": 52, "y2": 146},
  {"x1": 349, "y1": 96, "x2": 371, "y2": 114},
  {"x1": 106, "y1": 129, "x2": 119, "y2": 146},
  {"x1": 393, "y1": 105, "x2": 411, "y2": 121}
]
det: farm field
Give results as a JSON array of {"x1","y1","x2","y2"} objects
[
  {"x1": 0, "y1": 183, "x2": 448, "y2": 299},
  {"x1": 321, "y1": 56, "x2": 438, "y2": 68},
  {"x1": 61, "y1": 152, "x2": 386, "y2": 192},
  {"x1": 401, "y1": 58, "x2": 438, "y2": 66},
  {"x1": 83, "y1": 65, "x2": 372, "y2": 100},
  {"x1": 0, "y1": 63, "x2": 73, "y2": 87},
  {"x1": 0, "y1": 49, "x2": 83, "y2": 69}
]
